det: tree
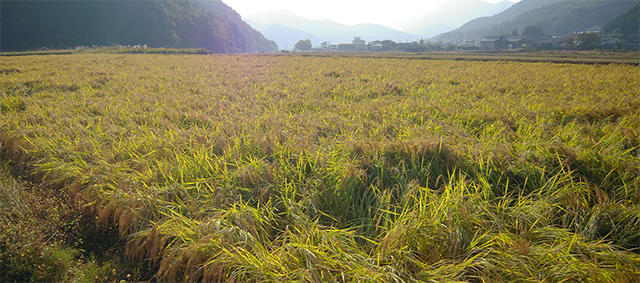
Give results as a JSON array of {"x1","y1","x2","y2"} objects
[
  {"x1": 428, "y1": 42, "x2": 442, "y2": 51},
  {"x1": 294, "y1": 39, "x2": 312, "y2": 51},
  {"x1": 522, "y1": 26, "x2": 544, "y2": 38},
  {"x1": 0, "y1": 0, "x2": 278, "y2": 53},
  {"x1": 564, "y1": 35, "x2": 575, "y2": 49},
  {"x1": 577, "y1": 32, "x2": 601, "y2": 50},
  {"x1": 381, "y1": 40, "x2": 400, "y2": 51},
  {"x1": 511, "y1": 29, "x2": 519, "y2": 36}
]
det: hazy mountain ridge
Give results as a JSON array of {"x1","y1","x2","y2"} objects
[
  {"x1": 246, "y1": 10, "x2": 422, "y2": 47},
  {"x1": 435, "y1": 0, "x2": 638, "y2": 41},
  {"x1": 450, "y1": 0, "x2": 563, "y2": 34},
  {"x1": 408, "y1": 0, "x2": 515, "y2": 38},
  {"x1": 1, "y1": 0, "x2": 277, "y2": 53},
  {"x1": 246, "y1": 20, "x2": 322, "y2": 50}
]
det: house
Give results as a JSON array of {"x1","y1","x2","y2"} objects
[
  {"x1": 368, "y1": 42, "x2": 384, "y2": 51},
  {"x1": 481, "y1": 35, "x2": 529, "y2": 51},
  {"x1": 601, "y1": 38, "x2": 620, "y2": 49},
  {"x1": 368, "y1": 40, "x2": 383, "y2": 50},
  {"x1": 601, "y1": 36, "x2": 640, "y2": 51},
  {"x1": 506, "y1": 36, "x2": 526, "y2": 49},
  {"x1": 337, "y1": 37, "x2": 366, "y2": 51},
  {"x1": 585, "y1": 25, "x2": 602, "y2": 33},
  {"x1": 481, "y1": 36, "x2": 508, "y2": 51}
]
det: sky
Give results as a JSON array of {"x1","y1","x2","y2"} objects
[{"x1": 222, "y1": 0, "x2": 520, "y2": 29}]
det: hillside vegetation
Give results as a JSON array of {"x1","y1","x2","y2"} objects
[
  {"x1": 602, "y1": 2, "x2": 640, "y2": 35},
  {"x1": 437, "y1": 0, "x2": 637, "y2": 40},
  {"x1": 402, "y1": 0, "x2": 515, "y2": 37},
  {"x1": 0, "y1": 0, "x2": 277, "y2": 53},
  {"x1": 440, "y1": 0, "x2": 562, "y2": 35},
  {"x1": 1, "y1": 54, "x2": 639, "y2": 282}
]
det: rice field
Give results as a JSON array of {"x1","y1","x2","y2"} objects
[{"x1": 1, "y1": 53, "x2": 639, "y2": 282}]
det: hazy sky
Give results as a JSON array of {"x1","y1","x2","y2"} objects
[{"x1": 223, "y1": 0, "x2": 520, "y2": 28}]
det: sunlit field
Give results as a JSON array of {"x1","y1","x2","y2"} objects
[{"x1": 1, "y1": 53, "x2": 639, "y2": 282}]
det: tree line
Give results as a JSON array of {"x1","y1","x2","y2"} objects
[{"x1": 1, "y1": 0, "x2": 277, "y2": 53}]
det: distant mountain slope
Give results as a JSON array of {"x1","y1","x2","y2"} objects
[
  {"x1": 407, "y1": 0, "x2": 515, "y2": 38},
  {"x1": 246, "y1": 20, "x2": 322, "y2": 50},
  {"x1": 1, "y1": 0, "x2": 277, "y2": 53},
  {"x1": 197, "y1": 0, "x2": 279, "y2": 51},
  {"x1": 601, "y1": 2, "x2": 639, "y2": 35},
  {"x1": 349, "y1": 24, "x2": 423, "y2": 42},
  {"x1": 452, "y1": 0, "x2": 563, "y2": 34},
  {"x1": 435, "y1": 0, "x2": 638, "y2": 41},
  {"x1": 246, "y1": 10, "x2": 422, "y2": 45}
]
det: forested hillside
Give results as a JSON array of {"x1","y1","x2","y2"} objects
[
  {"x1": 436, "y1": 0, "x2": 637, "y2": 40},
  {"x1": 0, "y1": 0, "x2": 277, "y2": 53},
  {"x1": 602, "y1": 2, "x2": 639, "y2": 35},
  {"x1": 435, "y1": 0, "x2": 563, "y2": 40},
  {"x1": 460, "y1": 0, "x2": 561, "y2": 33},
  {"x1": 484, "y1": 0, "x2": 637, "y2": 36}
]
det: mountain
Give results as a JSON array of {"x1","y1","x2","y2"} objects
[
  {"x1": 601, "y1": 2, "x2": 639, "y2": 35},
  {"x1": 483, "y1": 0, "x2": 638, "y2": 38},
  {"x1": 452, "y1": 0, "x2": 563, "y2": 34},
  {"x1": 245, "y1": 20, "x2": 322, "y2": 50},
  {"x1": 407, "y1": 0, "x2": 515, "y2": 38},
  {"x1": 246, "y1": 10, "x2": 423, "y2": 47},
  {"x1": 435, "y1": 0, "x2": 638, "y2": 41},
  {"x1": 414, "y1": 24, "x2": 458, "y2": 40},
  {"x1": 433, "y1": 0, "x2": 563, "y2": 40},
  {"x1": 1, "y1": 0, "x2": 277, "y2": 53},
  {"x1": 196, "y1": 0, "x2": 279, "y2": 51}
]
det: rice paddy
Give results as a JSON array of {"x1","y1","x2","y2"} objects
[{"x1": 1, "y1": 53, "x2": 639, "y2": 282}]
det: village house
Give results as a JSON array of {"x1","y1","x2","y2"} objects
[
  {"x1": 585, "y1": 25, "x2": 602, "y2": 33},
  {"x1": 337, "y1": 37, "x2": 366, "y2": 51},
  {"x1": 480, "y1": 36, "x2": 508, "y2": 51},
  {"x1": 481, "y1": 35, "x2": 529, "y2": 51},
  {"x1": 506, "y1": 36, "x2": 527, "y2": 49},
  {"x1": 367, "y1": 40, "x2": 384, "y2": 51}
]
